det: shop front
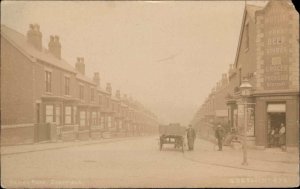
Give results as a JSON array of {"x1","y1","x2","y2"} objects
[{"x1": 254, "y1": 94, "x2": 299, "y2": 150}]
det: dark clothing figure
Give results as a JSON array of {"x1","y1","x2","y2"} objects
[
  {"x1": 279, "y1": 124, "x2": 286, "y2": 151},
  {"x1": 215, "y1": 125, "x2": 224, "y2": 151},
  {"x1": 273, "y1": 128, "x2": 280, "y2": 147},
  {"x1": 269, "y1": 128, "x2": 276, "y2": 147},
  {"x1": 187, "y1": 127, "x2": 196, "y2": 150}
]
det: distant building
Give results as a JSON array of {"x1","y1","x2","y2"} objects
[{"x1": 1, "y1": 24, "x2": 159, "y2": 145}]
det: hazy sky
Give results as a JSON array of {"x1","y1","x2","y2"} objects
[{"x1": 1, "y1": 1, "x2": 267, "y2": 125}]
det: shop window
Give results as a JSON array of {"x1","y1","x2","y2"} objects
[
  {"x1": 45, "y1": 105, "x2": 54, "y2": 123},
  {"x1": 80, "y1": 111, "x2": 86, "y2": 126},
  {"x1": 65, "y1": 106, "x2": 72, "y2": 125},
  {"x1": 45, "y1": 71, "x2": 52, "y2": 93}
]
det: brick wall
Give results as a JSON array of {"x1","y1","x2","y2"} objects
[{"x1": 1, "y1": 37, "x2": 35, "y2": 125}]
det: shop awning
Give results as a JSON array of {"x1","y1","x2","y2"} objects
[{"x1": 267, "y1": 104, "x2": 286, "y2": 113}]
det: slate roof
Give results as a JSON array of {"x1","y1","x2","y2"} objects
[
  {"x1": 1, "y1": 25, "x2": 76, "y2": 73},
  {"x1": 1, "y1": 24, "x2": 99, "y2": 86}
]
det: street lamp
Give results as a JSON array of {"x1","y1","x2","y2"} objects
[{"x1": 239, "y1": 78, "x2": 253, "y2": 166}]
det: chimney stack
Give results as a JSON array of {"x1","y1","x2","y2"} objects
[
  {"x1": 48, "y1": 35, "x2": 61, "y2": 59},
  {"x1": 116, "y1": 90, "x2": 121, "y2": 99},
  {"x1": 48, "y1": 35, "x2": 55, "y2": 53},
  {"x1": 106, "y1": 83, "x2": 112, "y2": 95},
  {"x1": 54, "y1": 35, "x2": 61, "y2": 59},
  {"x1": 75, "y1": 57, "x2": 85, "y2": 75},
  {"x1": 27, "y1": 24, "x2": 42, "y2": 51},
  {"x1": 93, "y1": 72, "x2": 100, "y2": 86}
]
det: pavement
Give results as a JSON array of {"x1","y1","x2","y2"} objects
[
  {"x1": 1, "y1": 135, "x2": 148, "y2": 155},
  {"x1": 1, "y1": 136, "x2": 299, "y2": 188},
  {"x1": 183, "y1": 138, "x2": 299, "y2": 175}
]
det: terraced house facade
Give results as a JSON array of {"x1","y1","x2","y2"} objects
[{"x1": 1, "y1": 24, "x2": 159, "y2": 145}]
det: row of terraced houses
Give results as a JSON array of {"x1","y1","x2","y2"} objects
[
  {"x1": 191, "y1": 1, "x2": 299, "y2": 151},
  {"x1": 1, "y1": 24, "x2": 159, "y2": 145}
]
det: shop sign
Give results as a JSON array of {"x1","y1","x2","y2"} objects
[{"x1": 263, "y1": 11, "x2": 290, "y2": 90}]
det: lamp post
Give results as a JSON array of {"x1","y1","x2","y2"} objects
[{"x1": 239, "y1": 79, "x2": 253, "y2": 166}]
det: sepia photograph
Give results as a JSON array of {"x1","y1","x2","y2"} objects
[{"x1": 1, "y1": 0, "x2": 299, "y2": 188}]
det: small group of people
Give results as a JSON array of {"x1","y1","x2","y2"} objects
[
  {"x1": 185, "y1": 124, "x2": 225, "y2": 151},
  {"x1": 185, "y1": 123, "x2": 286, "y2": 152},
  {"x1": 269, "y1": 123, "x2": 286, "y2": 151}
]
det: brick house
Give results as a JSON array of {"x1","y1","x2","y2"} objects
[{"x1": 1, "y1": 24, "x2": 159, "y2": 145}]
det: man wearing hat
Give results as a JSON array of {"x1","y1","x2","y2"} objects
[
  {"x1": 215, "y1": 124, "x2": 224, "y2": 151},
  {"x1": 187, "y1": 124, "x2": 196, "y2": 151}
]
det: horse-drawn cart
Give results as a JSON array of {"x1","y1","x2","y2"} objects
[{"x1": 159, "y1": 124, "x2": 186, "y2": 153}]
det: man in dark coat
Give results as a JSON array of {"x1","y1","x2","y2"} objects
[
  {"x1": 215, "y1": 124, "x2": 224, "y2": 151},
  {"x1": 187, "y1": 124, "x2": 196, "y2": 151}
]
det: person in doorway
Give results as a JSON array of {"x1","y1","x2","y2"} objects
[
  {"x1": 273, "y1": 128, "x2": 280, "y2": 147},
  {"x1": 186, "y1": 124, "x2": 196, "y2": 151},
  {"x1": 269, "y1": 127, "x2": 276, "y2": 147},
  {"x1": 215, "y1": 124, "x2": 224, "y2": 151},
  {"x1": 279, "y1": 123, "x2": 286, "y2": 151}
]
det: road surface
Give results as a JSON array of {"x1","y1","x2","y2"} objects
[{"x1": 1, "y1": 136, "x2": 298, "y2": 188}]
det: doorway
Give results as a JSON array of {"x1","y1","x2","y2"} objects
[{"x1": 267, "y1": 103, "x2": 286, "y2": 148}]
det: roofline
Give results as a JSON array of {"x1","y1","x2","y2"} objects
[
  {"x1": 76, "y1": 76, "x2": 97, "y2": 86},
  {"x1": 1, "y1": 29, "x2": 77, "y2": 74},
  {"x1": 1, "y1": 32, "x2": 37, "y2": 63},
  {"x1": 233, "y1": 4, "x2": 247, "y2": 69}
]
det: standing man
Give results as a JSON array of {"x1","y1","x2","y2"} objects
[
  {"x1": 187, "y1": 124, "x2": 196, "y2": 151},
  {"x1": 215, "y1": 124, "x2": 224, "y2": 151},
  {"x1": 279, "y1": 123, "x2": 286, "y2": 151}
]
